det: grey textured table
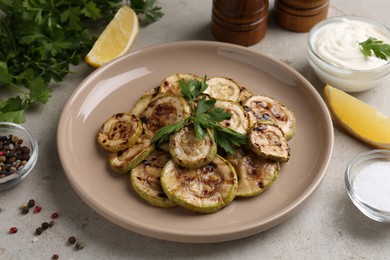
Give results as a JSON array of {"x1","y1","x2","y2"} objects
[{"x1": 2, "y1": 0, "x2": 390, "y2": 259}]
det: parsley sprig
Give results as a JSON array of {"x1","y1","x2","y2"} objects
[
  {"x1": 359, "y1": 37, "x2": 390, "y2": 60},
  {"x1": 0, "y1": 0, "x2": 163, "y2": 123},
  {"x1": 151, "y1": 77, "x2": 247, "y2": 154}
]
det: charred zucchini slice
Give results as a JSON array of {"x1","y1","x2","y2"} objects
[
  {"x1": 141, "y1": 93, "x2": 191, "y2": 137},
  {"x1": 130, "y1": 91, "x2": 159, "y2": 118},
  {"x1": 204, "y1": 76, "x2": 241, "y2": 101},
  {"x1": 243, "y1": 95, "x2": 296, "y2": 140},
  {"x1": 248, "y1": 121, "x2": 290, "y2": 163},
  {"x1": 161, "y1": 155, "x2": 237, "y2": 213},
  {"x1": 214, "y1": 100, "x2": 250, "y2": 135},
  {"x1": 97, "y1": 112, "x2": 142, "y2": 152},
  {"x1": 130, "y1": 150, "x2": 176, "y2": 208},
  {"x1": 159, "y1": 73, "x2": 203, "y2": 95},
  {"x1": 169, "y1": 125, "x2": 217, "y2": 168},
  {"x1": 108, "y1": 136, "x2": 155, "y2": 174},
  {"x1": 226, "y1": 149, "x2": 280, "y2": 197}
]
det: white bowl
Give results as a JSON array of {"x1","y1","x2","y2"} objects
[
  {"x1": 345, "y1": 149, "x2": 390, "y2": 222},
  {"x1": 307, "y1": 16, "x2": 390, "y2": 92}
]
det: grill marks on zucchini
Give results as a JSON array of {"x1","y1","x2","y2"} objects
[
  {"x1": 243, "y1": 95, "x2": 296, "y2": 140},
  {"x1": 97, "y1": 113, "x2": 142, "y2": 152},
  {"x1": 169, "y1": 125, "x2": 217, "y2": 168},
  {"x1": 96, "y1": 73, "x2": 296, "y2": 214},
  {"x1": 130, "y1": 150, "x2": 176, "y2": 208},
  {"x1": 161, "y1": 155, "x2": 237, "y2": 213},
  {"x1": 227, "y1": 149, "x2": 280, "y2": 197},
  {"x1": 141, "y1": 93, "x2": 191, "y2": 137}
]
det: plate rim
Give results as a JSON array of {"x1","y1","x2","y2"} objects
[{"x1": 57, "y1": 40, "x2": 334, "y2": 243}]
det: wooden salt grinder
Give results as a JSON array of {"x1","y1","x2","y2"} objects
[
  {"x1": 211, "y1": 0, "x2": 269, "y2": 47},
  {"x1": 275, "y1": 0, "x2": 330, "y2": 32}
]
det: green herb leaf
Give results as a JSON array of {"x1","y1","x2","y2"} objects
[
  {"x1": 179, "y1": 76, "x2": 208, "y2": 103},
  {"x1": 151, "y1": 119, "x2": 186, "y2": 145},
  {"x1": 359, "y1": 37, "x2": 390, "y2": 60},
  {"x1": 129, "y1": 0, "x2": 164, "y2": 25},
  {"x1": 213, "y1": 126, "x2": 247, "y2": 154},
  {"x1": 0, "y1": 0, "x2": 160, "y2": 123}
]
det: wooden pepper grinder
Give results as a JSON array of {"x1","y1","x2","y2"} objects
[
  {"x1": 211, "y1": 0, "x2": 269, "y2": 46},
  {"x1": 275, "y1": 0, "x2": 330, "y2": 32}
]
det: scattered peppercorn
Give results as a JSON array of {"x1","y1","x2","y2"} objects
[
  {"x1": 35, "y1": 227, "x2": 43, "y2": 235},
  {"x1": 51, "y1": 212, "x2": 59, "y2": 219},
  {"x1": 9, "y1": 227, "x2": 18, "y2": 234},
  {"x1": 67, "y1": 236, "x2": 76, "y2": 245},
  {"x1": 75, "y1": 241, "x2": 84, "y2": 250},
  {"x1": 41, "y1": 222, "x2": 49, "y2": 230},
  {"x1": 21, "y1": 206, "x2": 29, "y2": 214},
  {"x1": 27, "y1": 199, "x2": 35, "y2": 208},
  {"x1": 34, "y1": 205, "x2": 42, "y2": 213},
  {"x1": 48, "y1": 220, "x2": 55, "y2": 228},
  {"x1": 52, "y1": 254, "x2": 59, "y2": 260},
  {"x1": 0, "y1": 134, "x2": 31, "y2": 179}
]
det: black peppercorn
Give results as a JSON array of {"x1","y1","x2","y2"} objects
[
  {"x1": 21, "y1": 206, "x2": 29, "y2": 214},
  {"x1": 41, "y1": 222, "x2": 49, "y2": 230},
  {"x1": 67, "y1": 236, "x2": 76, "y2": 244},
  {"x1": 35, "y1": 227, "x2": 43, "y2": 235},
  {"x1": 27, "y1": 199, "x2": 35, "y2": 208}
]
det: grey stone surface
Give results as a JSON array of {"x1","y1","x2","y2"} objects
[{"x1": 1, "y1": 0, "x2": 390, "y2": 259}]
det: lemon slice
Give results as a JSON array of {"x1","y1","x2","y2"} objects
[
  {"x1": 85, "y1": 6, "x2": 139, "y2": 68},
  {"x1": 324, "y1": 84, "x2": 390, "y2": 149}
]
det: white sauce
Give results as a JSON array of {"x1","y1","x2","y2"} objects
[{"x1": 311, "y1": 18, "x2": 390, "y2": 70}]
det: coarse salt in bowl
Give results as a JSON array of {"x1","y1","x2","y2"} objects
[
  {"x1": 307, "y1": 16, "x2": 390, "y2": 92},
  {"x1": 345, "y1": 149, "x2": 390, "y2": 222},
  {"x1": 0, "y1": 122, "x2": 39, "y2": 191}
]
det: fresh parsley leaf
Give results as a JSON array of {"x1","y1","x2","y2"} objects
[
  {"x1": 213, "y1": 126, "x2": 247, "y2": 154},
  {"x1": 151, "y1": 119, "x2": 186, "y2": 145},
  {"x1": 195, "y1": 97, "x2": 215, "y2": 116},
  {"x1": 151, "y1": 74, "x2": 246, "y2": 154},
  {"x1": 208, "y1": 107, "x2": 231, "y2": 122},
  {"x1": 359, "y1": 37, "x2": 390, "y2": 60},
  {"x1": 130, "y1": 0, "x2": 164, "y2": 25},
  {"x1": 1, "y1": 0, "x2": 163, "y2": 123},
  {"x1": 179, "y1": 77, "x2": 208, "y2": 103}
]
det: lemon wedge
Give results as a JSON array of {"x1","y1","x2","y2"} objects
[
  {"x1": 324, "y1": 84, "x2": 390, "y2": 149},
  {"x1": 85, "y1": 6, "x2": 139, "y2": 68}
]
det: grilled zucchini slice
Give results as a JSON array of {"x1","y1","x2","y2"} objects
[
  {"x1": 141, "y1": 93, "x2": 191, "y2": 137},
  {"x1": 248, "y1": 121, "x2": 290, "y2": 162},
  {"x1": 161, "y1": 155, "x2": 237, "y2": 213},
  {"x1": 169, "y1": 125, "x2": 217, "y2": 168},
  {"x1": 130, "y1": 150, "x2": 176, "y2": 208},
  {"x1": 159, "y1": 73, "x2": 203, "y2": 96},
  {"x1": 243, "y1": 95, "x2": 296, "y2": 140},
  {"x1": 204, "y1": 76, "x2": 241, "y2": 101},
  {"x1": 130, "y1": 90, "x2": 159, "y2": 118},
  {"x1": 108, "y1": 136, "x2": 155, "y2": 174},
  {"x1": 97, "y1": 113, "x2": 142, "y2": 152},
  {"x1": 214, "y1": 100, "x2": 250, "y2": 135},
  {"x1": 226, "y1": 149, "x2": 280, "y2": 197}
]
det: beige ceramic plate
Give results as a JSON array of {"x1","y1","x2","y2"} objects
[{"x1": 57, "y1": 41, "x2": 334, "y2": 243}]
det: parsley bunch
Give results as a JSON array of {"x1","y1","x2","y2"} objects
[
  {"x1": 0, "y1": 0, "x2": 163, "y2": 123},
  {"x1": 151, "y1": 78, "x2": 247, "y2": 154},
  {"x1": 359, "y1": 37, "x2": 390, "y2": 60}
]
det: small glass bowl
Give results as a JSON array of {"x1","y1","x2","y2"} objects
[
  {"x1": 307, "y1": 16, "x2": 390, "y2": 92},
  {"x1": 345, "y1": 149, "x2": 390, "y2": 222},
  {"x1": 0, "y1": 122, "x2": 38, "y2": 191}
]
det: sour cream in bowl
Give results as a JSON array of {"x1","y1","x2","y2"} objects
[{"x1": 307, "y1": 16, "x2": 390, "y2": 92}]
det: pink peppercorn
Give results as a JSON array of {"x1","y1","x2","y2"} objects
[
  {"x1": 34, "y1": 205, "x2": 42, "y2": 213},
  {"x1": 9, "y1": 227, "x2": 17, "y2": 234}
]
